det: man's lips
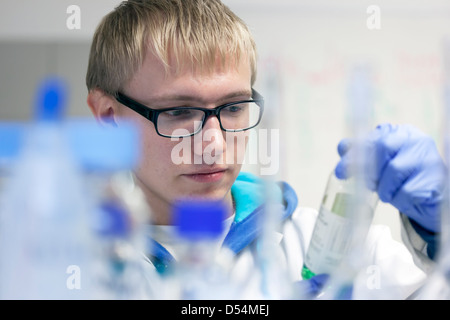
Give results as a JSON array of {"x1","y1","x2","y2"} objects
[{"x1": 182, "y1": 168, "x2": 228, "y2": 183}]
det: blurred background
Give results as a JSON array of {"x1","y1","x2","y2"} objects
[{"x1": 2, "y1": 0, "x2": 450, "y2": 241}]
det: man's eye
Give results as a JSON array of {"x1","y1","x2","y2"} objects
[
  {"x1": 223, "y1": 104, "x2": 245, "y2": 115},
  {"x1": 164, "y1": 109, "x2": 193, "y2": 117}
]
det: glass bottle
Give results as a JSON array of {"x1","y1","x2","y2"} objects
[{"x1": 302, "y1": 171, "x2": 378, "y2": 280}]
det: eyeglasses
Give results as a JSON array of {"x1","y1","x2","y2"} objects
[{"x1": 115, "y1": 89, "x2": 264, "y2": 138}]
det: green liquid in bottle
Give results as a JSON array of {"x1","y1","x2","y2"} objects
[{"x1": 301, "y1": 264, "x2": 316, "y2": 280}]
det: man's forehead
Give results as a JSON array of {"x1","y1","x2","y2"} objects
[
  {"x1": 124, "y1": 47, "x2": 252, "y2": 102},
  {"x1": 141, "y1": 43, "x2": 249, "y2": 77}
]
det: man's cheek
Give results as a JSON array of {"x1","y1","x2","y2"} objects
[
  {"x1": 170, "y1": 136, "x2": 193, "y2": 165},
  {"x1": 225, "y1": 132, "x2": 248, "y2": 165}
]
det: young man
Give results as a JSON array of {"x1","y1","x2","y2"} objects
[{"x1": 86, "y1": 0, "x2": 445, "y2": 299}]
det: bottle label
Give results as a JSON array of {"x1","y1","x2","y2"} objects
[{"x1": 304, "y1": 203, "x2": 352, "y2": 275}]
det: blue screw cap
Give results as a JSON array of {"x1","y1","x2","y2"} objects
[
  {"x1": 34, "y1": 76, "x2": 68, "y2": 122},
  {"x1": 173, "y1": 199, "x2": 227, "y2": 240}
]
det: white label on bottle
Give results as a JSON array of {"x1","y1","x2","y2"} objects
[{"x1": 304, "y1": 205, "x2": 352, "y2": 275}]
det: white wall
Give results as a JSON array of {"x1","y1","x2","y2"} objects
[
  {"x1": 230, "y1": 0, "x2": 450, "y2": 241},
  {"x1": 2, "y1": 0, "x2": 450, "y2": 240},
  {"x1": 0, "y1": 0, "x2": 121, "y2": 41}
]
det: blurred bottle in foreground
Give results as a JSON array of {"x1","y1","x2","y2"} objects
[
  {"x1": 414, "y1": 39, "x2": 450, "y2": 300},
  {"x1": 0, "y1": 77, "x2": 94, "y2": 299},
  {"x1": 163, "y1": 199, "x2": 236, "y2": 299},
  {"x1": 0, "y1": 76, "x2": 154, "y2": 299}
]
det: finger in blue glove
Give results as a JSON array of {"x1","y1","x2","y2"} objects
[{"x1": 335, "y1": 123, "x2": 446, "y2": 233}]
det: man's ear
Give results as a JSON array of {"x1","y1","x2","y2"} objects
[{"x1": 87, "y1": 88, "x2": 118, "y2": 127}]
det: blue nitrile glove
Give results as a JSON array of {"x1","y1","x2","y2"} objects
[
  {"x1": 294, "y1": 274, "x2": 330, "y2": 299},
  {"x1": 335, "y1": 123, "x2": 446, "y2": 234}
]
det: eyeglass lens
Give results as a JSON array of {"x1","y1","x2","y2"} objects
[{"x1": 157, "y1": 102, "x2": 261, "y2": 137}]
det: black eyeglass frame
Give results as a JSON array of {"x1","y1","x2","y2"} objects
[{"x1": 115, "y1": 89, "x2": 265, "y2": 138}]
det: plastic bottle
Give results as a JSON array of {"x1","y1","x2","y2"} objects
[
  {"x1": 0, "y1": 77, "x2": 95, "y2": 299},
  {"x1": 302, "y1": 171, "x2": 378, "y2": 280},
  {"x1": 166, "y1": 199, "x2": 235, "y2": 299}
]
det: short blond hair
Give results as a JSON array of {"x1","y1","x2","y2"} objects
[{"x1": 86, "y1": 0, "x2": 257, "y2": 96}]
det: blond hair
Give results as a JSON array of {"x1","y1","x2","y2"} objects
[{"x1": 86, "y1": 0, "x2": 257, "y2": 96}]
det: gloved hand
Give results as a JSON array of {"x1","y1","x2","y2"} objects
[{"x1": 335, "y1": 123, "x2": 446, "y2": 233}]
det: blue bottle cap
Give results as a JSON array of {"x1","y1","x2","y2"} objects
[
  {"x1": 34, "y1": 76, "x2": 68, "y2": 122},
  {"x1": 0, "y1": 76, "x2": 66, "y2": 163},
  {"x1": 173, "y1": 199, "x2": 227, "y2": 241},
  {"x1": 95, "y1": 201, "x2": 131, "y2": 238}
]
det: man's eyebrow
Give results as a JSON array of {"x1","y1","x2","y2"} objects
[
  {"x1": 219, "y1": 90, "x2": 253, "y2": 101},
  {"x1": 147, "y1": 90, "x2": 253, "y2": 105}
]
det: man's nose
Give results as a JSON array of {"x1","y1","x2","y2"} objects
[{"x1": 193, "y1": 115, "x2": 226, "y2": 164}]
